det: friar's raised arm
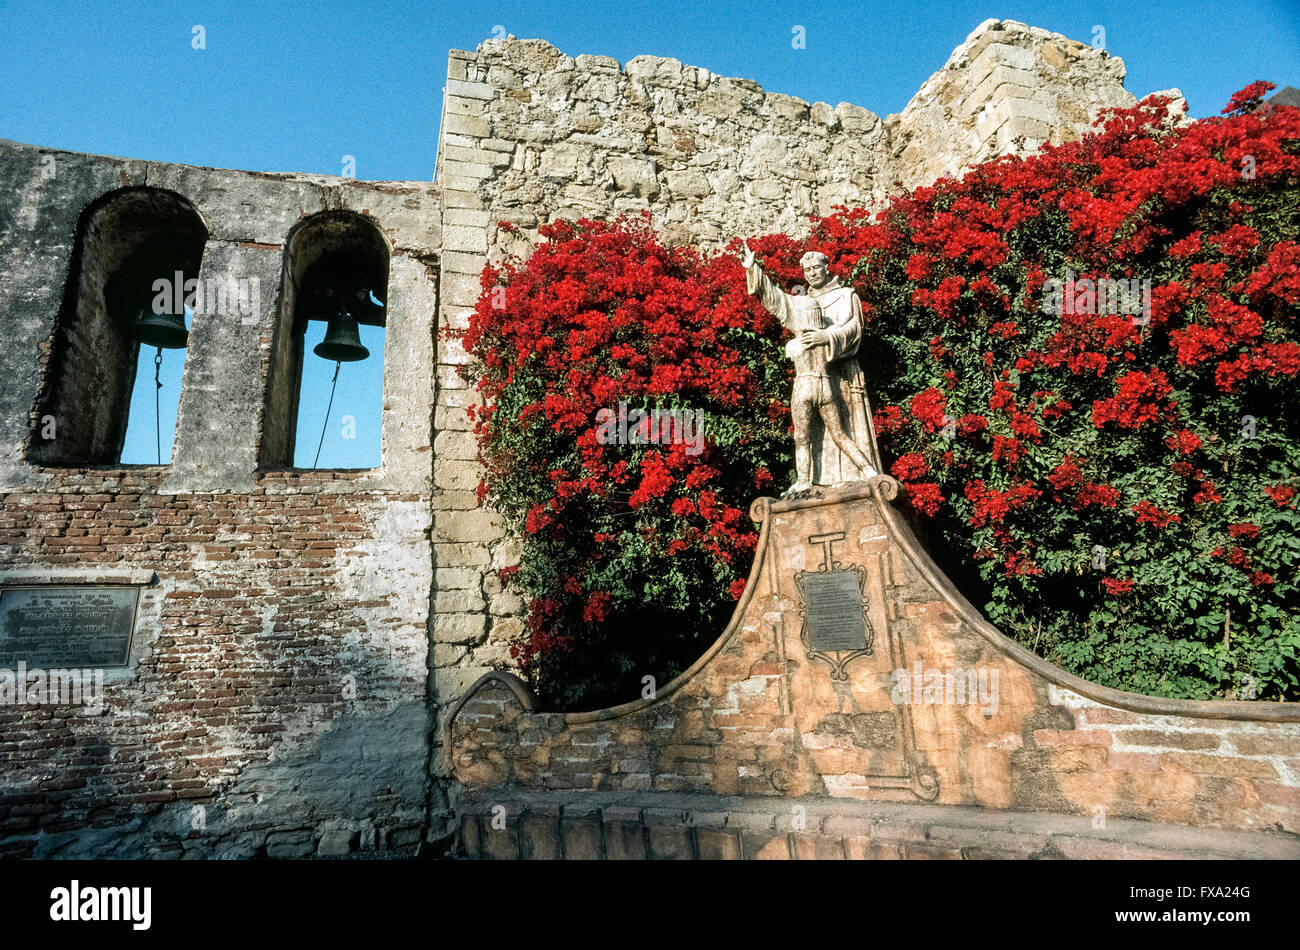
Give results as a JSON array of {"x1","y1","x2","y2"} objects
[{"x1": 744, "y1": 259, "x2": 799, "y2": 331}]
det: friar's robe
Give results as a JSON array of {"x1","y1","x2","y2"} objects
[{"x1": 746, "y1": 263, "x2": 884, "y2": 484}]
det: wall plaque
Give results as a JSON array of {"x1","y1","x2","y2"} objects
[
  {"x1": 0, "y1": 586, "x2": 138, "y2": 668},
  {"x1": 803, "y1": 571, "x2": 869, "y2": 652},
  {"x1": 793, "y1": 532, "x2": 875, "y2": 680}
]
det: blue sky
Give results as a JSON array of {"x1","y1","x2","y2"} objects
[{"x1": 3, "y1": 0, "x2": 1296, "y2": 466}]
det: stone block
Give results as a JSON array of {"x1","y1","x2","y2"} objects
[
  {"x1": 696, "y1": 829, "x2": 742, "y2": 860},
  {"x1": 576, "y1": 53, "x2": 620, "y2": 72},
  {"x1": 607, "y1": 156, "x2": 659, "y2": 198},
  {"x1": 440, "y1": 250, "x2": 487, "y2": 277},
  {"x1": 316, "y1": 828, "x2": 357, "y2": 856},
  {"x1": 971, "y1": 41, "x2": 1037, "y2": 78},
  {"x1": 647, "y1": 825, "x2": 693, "y2": 859},
  {"x1": 442, "y1": 225, "x2": 489, "y2": 254},
  {"x1": 443, "y1": 113, "x2": 492, "y2": 139},
  {"x1": 902, "y1": 842, "x2": 963, "y2": 860},
  {"x1": 665, "y1": 169, "x2": 710, "y2": 198},
  {"x1": 434, "y1": 429, "x2": 480, "y2": 461},
  {"x1": 265, "y1": 830, "x2": 315, "y2": 859},
  {"x1": 603, "y1": 821, "x2": 647, "y2": 860},
  {"x1": 766, "y1": 92, "x2": 809, "y2": 120},
  {"x1": 446, "y1": 79, "x2": 498, "y2": 101},
  {"x1": 742, "y1": 832, "x2": 791, "y2": 860},
  {"x1": 458, "y1": 815, "x2": 481, "y2": 858},
  {"x1": 625, "y1": 54, "x2": 684, "y2": 87},
  {"x1": 539, "y1": 143, "x2": 589, "y2": 180},
  {"x1": 489, "y1": 591, "x2": 523, "y2": 615},
  {"x1": 996, "y1": 115, "x2": 1051, "y2": 148},
  {"x1": 440, "y1": 160, "x2": 496, "y2": 180},
  {"x1": 434, "y1": 587, "x2": 485, "y2": 614},
  {"x1": 561, "y1": 818, "x2": 603, "y2": 859},
  {"x1": 433, "y1": 612, "x2": 486, "y2": 644},
  {"x1": 835, "y1": 102, "x2": 880, "y2": 132},
  {"x1": 792, "y1": 834, "x2": 846, "y2": 860},
  {"x1": 433, "y1": 508, "x2": 504, "y2": 544},
  {"x1": 810, "y1": 102, "x2": 838, "y2": 128},
  {"x1": 481, "y1": 822, "x2": 519, "y2": 860},
  {"x1": 434, "y1": 463, "x2": 483, "y2": 492},
  {"x1": 844, "y1": 837, "x2": 902, "y2": 860},
  {"x1": 520, "y1": 815, "x2": 560, "y2": 859}
]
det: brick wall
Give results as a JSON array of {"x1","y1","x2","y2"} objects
[{"x1": 0, "y1": 474, "x2": 429, "y2": 857}]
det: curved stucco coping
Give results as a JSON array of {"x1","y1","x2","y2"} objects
[{"x1": 444, "y1": 476, "x2": 1299, "y2": 749}]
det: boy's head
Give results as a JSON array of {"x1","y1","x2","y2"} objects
[{"x1": 791, "y1": 292, "x2": 823, "y2": 328}]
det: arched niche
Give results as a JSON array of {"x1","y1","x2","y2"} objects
[
  {"x1": 261, "y1": 210, "x2": 391, "y2": 470},
  {"x1": 30, "y1": 187, "x2": 208, "y2": 466}
]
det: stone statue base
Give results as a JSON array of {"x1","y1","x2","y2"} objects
[{"x1": 446, "y1": 476, "x2": 1300, "y2": 852}]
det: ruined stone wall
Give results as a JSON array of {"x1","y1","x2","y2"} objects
[{"x1": 0, "y1": 140, "x2": 441, "y2": 857}]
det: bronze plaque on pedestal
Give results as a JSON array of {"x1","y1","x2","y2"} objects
[
  {"x1": 0, "y1": 586, "x2": 138, "y2": 668},
  {"x1": 802, "y1": 570, "x2": 869, "y2": 653}
]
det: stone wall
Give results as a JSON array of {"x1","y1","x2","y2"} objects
[
  {"x1": 436, "y1": 18, "x2": 1142, "y2": 250},
  {"x1": 0, "y1": 139, "x2": 442, "y2": 857},
  {"x1": 445, "y1": 482, "x2": 1300, "y2": 859}
]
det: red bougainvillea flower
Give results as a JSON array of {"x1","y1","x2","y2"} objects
[
  {"x1": 909, "y1": 387, "x2": 948, "y2": 432},
  {"x1": 1133, "y1": 500, "x2": 1181, "y2": 528},
  {"x1": 1193, "y1": 481, "x2": 1223, "y2": 505},
  {"x1": 1092, "y1": 369, "x2": 1173, "y2": 429},
  {"x1": 891, "y1": 452, "x2": 929, "y2": 481},
  {"x1": 1165, "y1": 429, "x2": 1202, "y2": 454},
  {"x1": 906, "y1": 482, "x2": 944, "y2": 517},
  {"x1": 1265, "y1": 484, "x2": 1297, "y2": 506}
]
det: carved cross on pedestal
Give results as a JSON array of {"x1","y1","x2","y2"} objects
[{"x1": 808, "y1": 531, "x2": 847, "y2": 571}]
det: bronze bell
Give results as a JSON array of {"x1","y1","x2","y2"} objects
[
  {"x1": 313, "y1": 311, "x2": 369, "y2": 362},
  {"x1": 129, "y1": 304, "x2": 189, "y2": 349}
]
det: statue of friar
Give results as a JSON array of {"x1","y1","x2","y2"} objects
[{"x1": 739, "y1": 241, "x2": 883, "y2": 494}]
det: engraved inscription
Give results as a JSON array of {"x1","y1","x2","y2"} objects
[
  {"x1": 803, "y1": 570, "x2": 868, "y2": 652},
  {"x1": 0, "y1": 586, "x2": 138, "y2": 668}
]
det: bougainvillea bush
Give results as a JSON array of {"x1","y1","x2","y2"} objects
[
  {"x1": 460, "y1": 215, "x2": 791, "y2": 709},
  {"x1": 847, "y1": 83, "x2": 1300, "y2": 701},
  {"x1": 464, "y1": 83, "x2": 1300, "y2": 708}
]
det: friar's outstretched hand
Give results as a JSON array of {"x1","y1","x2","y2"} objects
[{"x1": 738, "y1": 239, "x2": 755, "y2": 269}]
